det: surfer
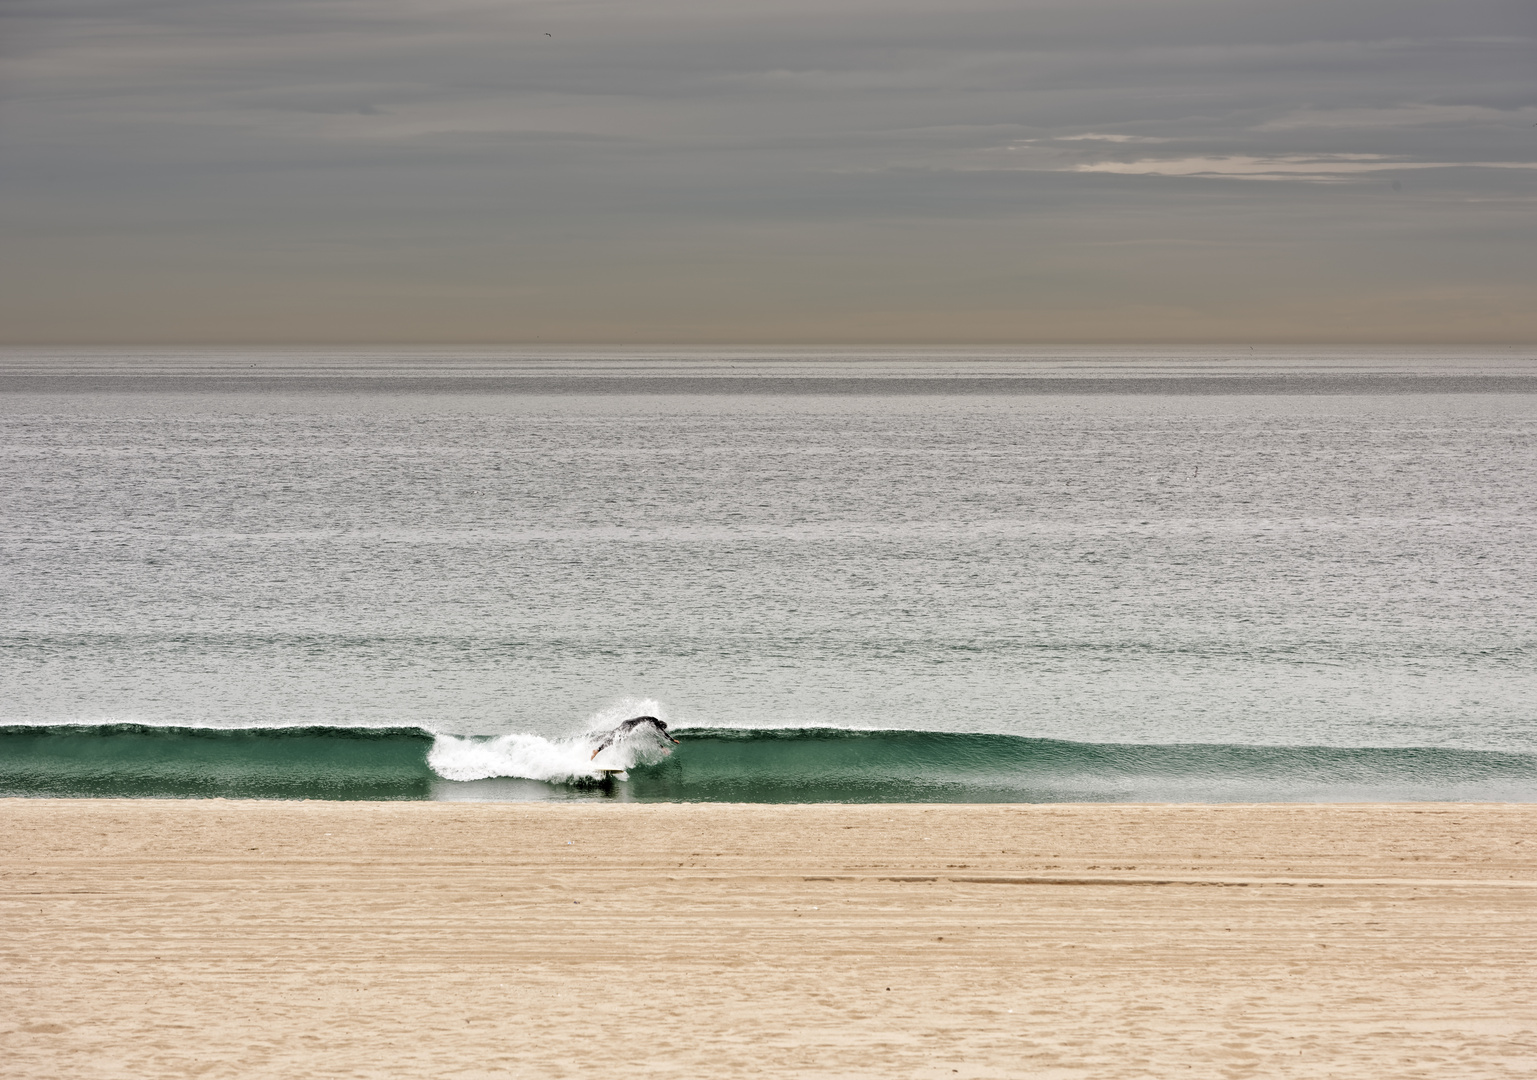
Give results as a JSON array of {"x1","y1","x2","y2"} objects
[{"x1": 589, "y1": 716, "x2": 679, "y2": 760}]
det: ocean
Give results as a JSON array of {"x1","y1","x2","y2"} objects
[{"x1": 3, "y1": 347, "x2": 1534, "y2": 802}]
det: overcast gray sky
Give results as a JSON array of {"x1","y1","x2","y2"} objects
[{"x1": 2, "y1": 0, "x2": 1534, "y2": 343}]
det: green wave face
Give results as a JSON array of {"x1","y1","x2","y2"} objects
[
  {"x1": 0, "y1": 724, "x2": 437, "y2": 800},
  {"x1": 2, "y1": 724, "x2": 1534, "y2": 802},
  {"x1": 613, "y1": 728, "x2": 1537, "y2": 803}
]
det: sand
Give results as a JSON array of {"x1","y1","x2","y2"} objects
[{"x1": 2, "y1": 801, "x2": 1534, "y2": 1078}]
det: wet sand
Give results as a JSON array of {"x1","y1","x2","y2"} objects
[{"x1": 3, "y1": 800, "x2": 1535, "y2": 1078}]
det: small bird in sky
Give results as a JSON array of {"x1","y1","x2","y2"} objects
[{"x1": 545, "y1": 32, "x2": 552, "y2": 36}]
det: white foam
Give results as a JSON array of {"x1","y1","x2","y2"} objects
[{"x1": 427, "y1": 699, "x2": 678, "y2": 783}]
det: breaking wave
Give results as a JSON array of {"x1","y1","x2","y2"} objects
[
  {"x1": 1, "y1": 719, "x2": 1534, "y2": 802},
  {"x1": 429, "y1": 727, "x2": 677, "y2": 783}
]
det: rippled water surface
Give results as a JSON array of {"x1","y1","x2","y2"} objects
[{"x1": 2, "y1": 349, "x2": 1534, "y2": 799}]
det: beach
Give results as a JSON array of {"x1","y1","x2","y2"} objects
[{"x1": 3, "y1": 801, "x2": 1534, "y2": 1078}]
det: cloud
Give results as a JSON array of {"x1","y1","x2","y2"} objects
[
  {"x1": 1, "y1": 0, "x2": 1535, "y2": 342},
  {"x1": 1054, "y1": 134, "x2": 1174, "y2": 143},
  {"x1": 1075, "y1": 154, "x2": 1537, "y2": 180},
  {"x1": 1257, "y1": 103, "x2": 1537, "y2": 130}
]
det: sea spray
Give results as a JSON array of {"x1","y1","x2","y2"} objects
[
  {"x1": 429, "y1": 698, "x2": 678, "y2": 782},
  {"x1": 427, "y1": 728, "x2": 675, "y2": 783}
]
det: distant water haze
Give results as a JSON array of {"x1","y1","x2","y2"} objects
[{"x1": 5, "y1": 345, "x2": 1536, "y2": 381}]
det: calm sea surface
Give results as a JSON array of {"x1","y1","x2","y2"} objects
[{"x1": 2, "y1": 348, "x2": 1534, "y2": 800}]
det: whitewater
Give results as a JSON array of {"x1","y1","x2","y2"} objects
[{"x1": 428, "y1": 701, "x2": 680, "y2": 783}]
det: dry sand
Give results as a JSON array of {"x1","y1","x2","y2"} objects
[{"x1": 2, "y1": 800, "x2": 1534, "y2": 1078}]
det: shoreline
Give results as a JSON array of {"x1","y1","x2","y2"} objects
[{"x1": 4, "y1": 800, "x2": 1534, "y2": 1077}]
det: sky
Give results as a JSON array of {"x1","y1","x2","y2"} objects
[{"x1": 1, "y1": 0, "x2": 1534, "y2": 344}]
